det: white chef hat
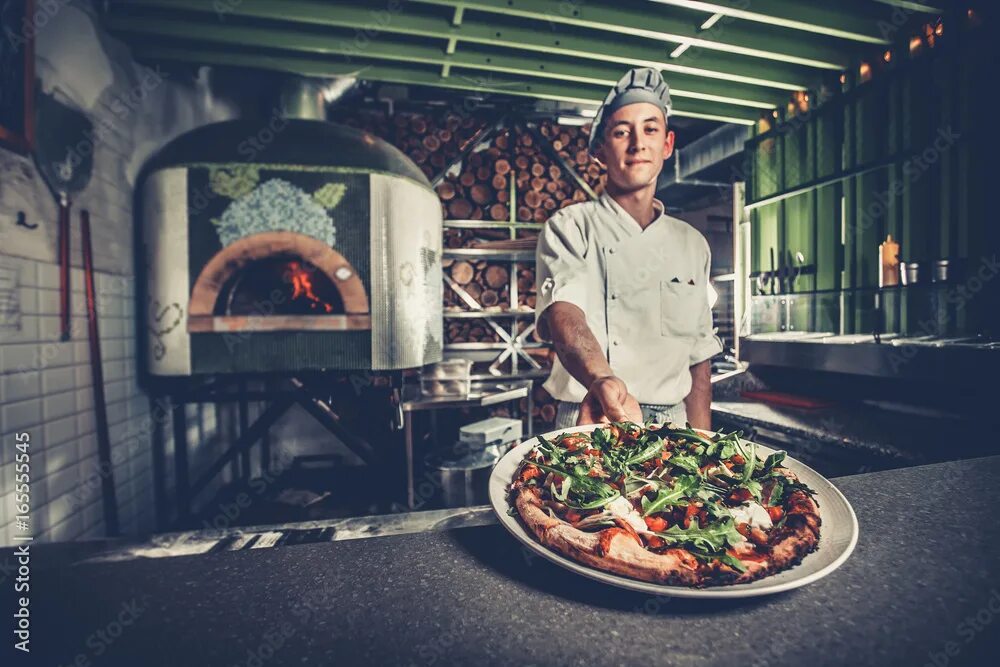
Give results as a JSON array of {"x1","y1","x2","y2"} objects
[{"x1": 588, "y1": 67, "x2": 672, "y2": 155}]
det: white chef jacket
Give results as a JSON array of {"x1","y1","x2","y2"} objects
[{"x1": 535, "y1": 192, "x2": 723, "y2": 405}]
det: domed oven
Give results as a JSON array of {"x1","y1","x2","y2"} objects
[{"x1": 139, "y1": 103, "x2": 443, "y2": 376}]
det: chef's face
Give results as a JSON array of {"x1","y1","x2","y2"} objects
[{"x1": 595, "y1": 102, "x2": 674, "y2": 192}]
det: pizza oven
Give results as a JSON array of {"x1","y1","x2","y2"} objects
[{"x1": 138, "y1": 83, "x2": 443, "y2": 376}]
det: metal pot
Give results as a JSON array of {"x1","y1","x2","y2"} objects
[
  {"x1": 427, "y1": 446, "x2": 506, "y2": 508},
  {"x1": 900, "y1": 261, "x2": 920, "y2": 285}
]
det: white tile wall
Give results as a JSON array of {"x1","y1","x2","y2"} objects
[{"x1": 0, "y1": 256, "x2": 226, "y2": 546}]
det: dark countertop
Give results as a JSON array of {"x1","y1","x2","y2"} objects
[{"x1": 5, "y1": 457, "x2": 999, "y2": 667}]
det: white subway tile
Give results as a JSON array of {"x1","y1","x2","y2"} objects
[
  {"x1": 42, "y1": 390, "x2": 77, "y2": 421},
  {"x1": 76, "y1": 410, "x2": 95, "y2": 435},
  {"x1": 43, "y1": 439, "x2": 79, "y2": 476},
  {"x1": 1, "y1": 314, "x2": 39, "y2": 344},
  {"x1": 75, "y1": 385, "x2": 94, "y2": 413},
  {"x1": 36, "y1": 262, "x2": 60, "y2": 290},
  {"x1": 34, "y1": 288, "x2": 59, "y2": 315},
  {"x1": 43, "y1": 415, "x2": 77, "y2": 449},
  {"x1": 41, "y1": 366, "x2": 75, "y2": 394},
  {"x1": 1, "y1": 370, "x2": 40, "y2": 403},
  {"x1": 45, "y1": 464, "x2": 80, "y2": 501},
  {"x1": 2, "y1": 398, "x2": 42, "y2": 434},
  {"x1": 0, "y1": 343, "x2": 40, "y2": 374}
]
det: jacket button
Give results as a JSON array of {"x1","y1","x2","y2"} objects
[
  {"x1": 608, "y1": 248, "x2": 616, "y2": 254},
  {"x1": 612, "y1": 340, "x2": 619, "y2": 346},
  {"x1": 610, "y1": 293, "x2": 618, "y2": 300}
]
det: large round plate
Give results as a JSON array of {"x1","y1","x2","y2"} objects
[{"x1": 489, "y1": 424, "x2": 859, "y2": 598}]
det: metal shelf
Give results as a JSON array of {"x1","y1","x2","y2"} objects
[
  {"x1": 445, "y1": 342, "x2": 550, "y2": 351},
  {"x1": 443, "y1": 309, "x2": 535, "y2": 319},
  {"x1": 443, "y1": 248, "x2": 536, "y2": 261},
  {"x1": 444, "y1": 219, "x2": 544, "y2": 230}
]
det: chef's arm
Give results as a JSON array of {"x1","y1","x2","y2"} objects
[
  {"x1": 684, "y1": 359, "x2": 712, "y2": 431},
  {"x1": 543, "y1": 303, "x2": 642, "y2": 424},
  {"x1": 543, "y1": 302, "x2": 614, "y2": 388}
]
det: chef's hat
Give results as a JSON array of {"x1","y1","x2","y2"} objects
[{"x1": 588, "y1": 67, "x2": 672, "y2": 155}]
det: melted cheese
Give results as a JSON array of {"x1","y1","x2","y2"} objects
[
  {"x1": 729, "y1": 501, "x2": 773, "y2": 530},
  {"x1": 607, "y1": 496, "x2": 648, "y2": 533}
]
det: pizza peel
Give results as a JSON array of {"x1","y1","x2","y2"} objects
[{"x1": 33, "y1": 88, "x2": 94, "y2": 341}]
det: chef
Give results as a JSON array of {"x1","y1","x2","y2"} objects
[{"x1": 535, "y1": 67, "x2": 723, "y2": 430}]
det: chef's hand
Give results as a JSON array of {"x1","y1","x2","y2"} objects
[{"x1": 577, "y1": 376, "x2": 643, "y2": 425}]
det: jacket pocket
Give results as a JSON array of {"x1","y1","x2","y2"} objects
[{"x1": 660, "y1": 280, "x2": 702, "y2": 338}]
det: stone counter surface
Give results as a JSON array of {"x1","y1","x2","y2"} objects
[{"x1": 4, "y1": 458, "x2": 999, "y2": 666}]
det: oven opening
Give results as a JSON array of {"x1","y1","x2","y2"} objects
[{"x1": 216, "y1": 255, "x2": 346, "y2": 316}]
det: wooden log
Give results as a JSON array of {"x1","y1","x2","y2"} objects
[
  {"x1": 423, "y1": 135, "x2": 441, "y2": 152},
  {"x1": 476, "y1": 166, "x2": 491, "y2": 181},
  {"x1": 575, "y1": 150, "x2": 590, "y2": 166},
  {"x1": 542, "y1": 197, "x2": 557, "y2": 211},
  {"x1": 480, "y1": 290, "x2": 499, "y2": 307},
  {"x1": 544, "y1": 180, "x2": 559, "y2": 193},
  {"x1": 492, "y1": 174, "x2": 507, "y2": 190},
  {"x1": 494, "y1": 159, "x2": 511, "y2": 175},
  {"x1": 530, "y1": 178, "x2": 546, "y2": 192},
  {"x1": 448, "y1": 198, "x2": 472, "y2": 219},
  {"x1": 437, "y1": 181, "x2": 456, "y2": 201},
  {"x1": 450, "y1": 261, "x2": 474, "y2": 285},
  {"x1": 464, "y1": 282, "x2": 483, "y2": 301},
  {"x1": 489, "y1": 203, "x2": 508, "y2": 221},
  {"x1": 496, "y1": 189, "x2": 509, "y2": 204},
  {"x1": 460, "y1": 171, "x2": 476, "y2": 187},
  {"x1": 517, "y1": 206, "x2": 532, "y2": 221},
  {"x1": 523, "y1": 190, "x2": 542, "y2": 209},
  {"x1": 484, "y1": 265, "x2": 509, "y2": 289},
  {"x1": 518, "y1": 132, "x2": 533, "y2": 147},
  {"x1": 495, "y1": 133, "x2": 509, "y2": 150},
  {"x1": 515, "y1": 155, "x2": 530, "y2": 170},
  {"x1": 548, "y1": 164, "x2": 561, "y2": 180},
  {"x1": 469, "y1": 206, "x2": 484, "y2": 220},
  {"x1": 470, "y1": 184, "x2": 492, "y2": 205},
  {"x1": 531, "y1": 163, "x2": 546, "y2": 177}
]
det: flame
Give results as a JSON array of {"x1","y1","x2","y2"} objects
[{"x1": 286, "y1": 261, "x2": 333, "y2": 313}]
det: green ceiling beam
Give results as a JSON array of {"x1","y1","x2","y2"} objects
[
  {"x1": 130, "y1": 44, "x2": 760, "y2": 125},
  {"x1": 411, "y1": 0, "x2": 851, "y2": 69},
  {"x1": 870, "y1": 0, "x2": 942, "y2": 13},
  {"x1": 105, "y1": 15, "x2": 788, "y2": 109},
  {"x1": 110, "y1": 0, "x2": 819, "y2": 90},
  {"x1": 644, "y1": 0, "x2": 893, "y2": 44}
]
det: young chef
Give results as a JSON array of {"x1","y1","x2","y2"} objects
[{"x1": 535, "y1": 67, "x2": 723, "y2": 430}]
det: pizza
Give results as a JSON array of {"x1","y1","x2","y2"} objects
[{"x1": 508, "y1": 422, "x2": 821, "y2": 587}]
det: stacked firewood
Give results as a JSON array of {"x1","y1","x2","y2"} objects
[
  {"x1": 511, "y1": 128, "x2": 590, "y2": 224},
  {"x1": 437, "y1": 129, "x2": 514, "y2": 225},
  {"x1": 536, "y1": 120, "x2": 607, "y2": 196},
  {"x1": 443, "y1": 259, "x2": 512, "y2": 310}
]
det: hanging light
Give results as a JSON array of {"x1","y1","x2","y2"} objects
[
  {"x1": 909, "y1": 36, "x2": 922, "y2": 55},
  {"x1": 839, "y1": 73, "x2": 847, "y2": 85},
  {"x1": 883, "y1": 50, "x2": 892, "y2": 63},
  {"x1": 859, "y1": 62, "x2": 872, "y2": 82}
]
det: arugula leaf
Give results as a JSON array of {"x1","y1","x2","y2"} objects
[
  {"x1": 653, "y1": 517, "x2": 744, "y2": 552},
  {"x1": 766, "y1": 477, "x2": 785, "y2": 506},
  {"x1": 532, "y1": 462, "x2": 617, "y2": 504},
  {"x1": 641, "y1": 475, "x2": 701, "y2": 516},
  {"x1": 668, "y1": 454, "x2": 702, "y2": 475},
  {"x1": 738, "y1": 438, "x2": 757, "y2": 484},
  {"x1": 760, "y1": 451, "x2": 786, "y2": 475},
  {"x1": 654, "y1": 426, "x2": 715, "y2": 449},
  {"x1": 717, "y1": 551, "x2": 748, "y2": 573},
  {"x1": 624, "y1": 438, "x2": 664, "y2": 466}
]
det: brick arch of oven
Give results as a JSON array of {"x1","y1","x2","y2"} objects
[{"x1": 187, "y1": 231, "x2": 371, "y2": 332}]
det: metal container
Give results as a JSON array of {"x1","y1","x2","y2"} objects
[
  {"x1": 932, "y1": 259, "x2": 950, "y2": 283},
  {"x1": 900, "y1": 261, "x2": 920, "y2": 286},
  {"x1": 427, "y1": 446, "x2": 506, "y2": 508}
]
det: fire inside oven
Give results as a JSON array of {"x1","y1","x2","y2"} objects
[{"x1": 215, "y1": 255, "x2": 345, "y2": 317}]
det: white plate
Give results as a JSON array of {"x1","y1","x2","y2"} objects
[{"x1": 489, "y1": 424, "x2": 859, "y2": 599}]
